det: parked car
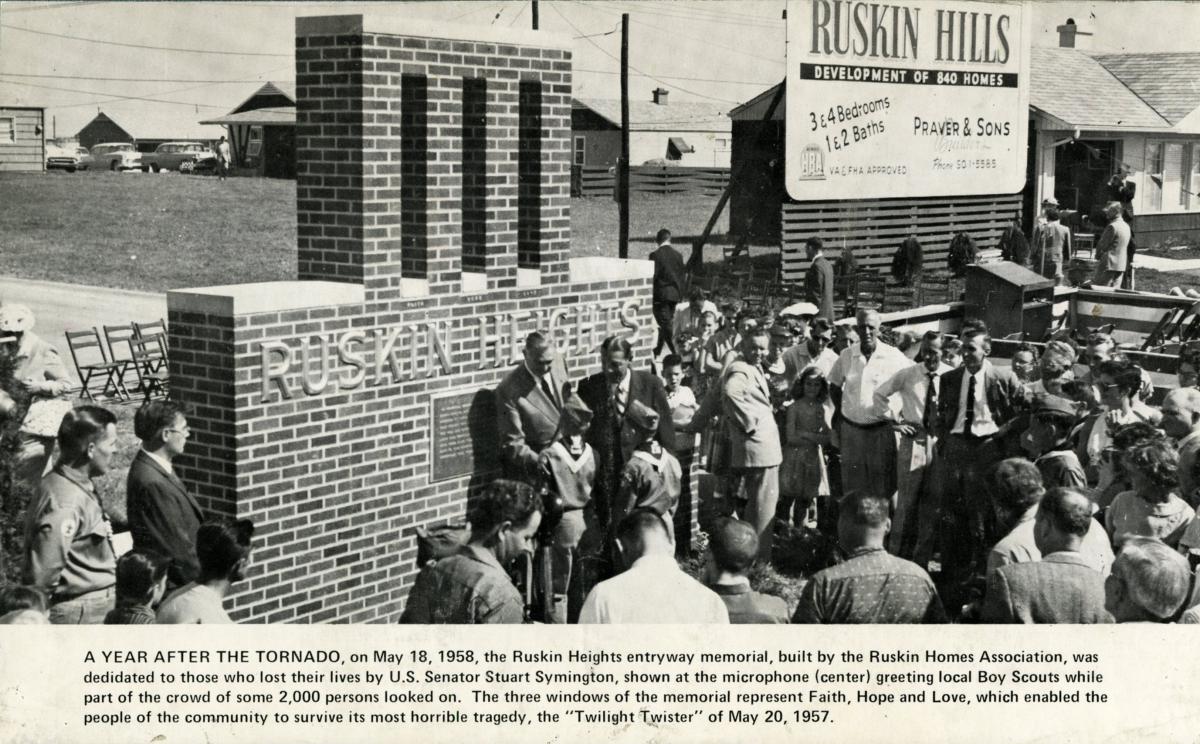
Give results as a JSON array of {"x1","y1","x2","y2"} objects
[
  {"x1": 142, "y1": 141, "x2": 217, "y2": 173},
  {"x1": 79, "y1": 142, "x2": 142, "y2": 172},
  {"x1": 45, "y1": 144, "x2": 90, "y2": 172}
]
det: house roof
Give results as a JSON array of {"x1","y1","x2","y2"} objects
[
  {"x1": 573, "y1": 97, "x2": 730, "y2": 132},
  {"x1": 199, "y1": 107, "x2": 296, "y2": 126},
  {"x1": 1092, "y1": 52, "x2": 1200, "y2": 125},
  {"x1": 78, "y1": 110, "x2": 223, "y2": 142},
  {"x1": 230, "y1": 81, "x2": 296, "y2": 115},
  {"x1": 729, "y1": 48, "x2": 1190, "y2": 132},
  {"x1": 1028, "y1": 47, "x2": 1169, "y2": 130}
]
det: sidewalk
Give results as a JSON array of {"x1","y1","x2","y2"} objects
[
  {"x1": 0, "y1": 275, "x2": 166, "y2": 384},
  {"x1": 1134, "y1": 253, "x2": 1200, "y2": 273}
]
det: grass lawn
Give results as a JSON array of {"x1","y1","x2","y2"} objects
[{"x1": 0, "y1": 171, "x2": 747, "y2": 293}]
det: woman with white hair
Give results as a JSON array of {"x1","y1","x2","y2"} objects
[{"x1": 0, "y1": 303, "x2": 74, "y2": 494}]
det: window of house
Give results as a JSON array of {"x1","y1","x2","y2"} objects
[
  {"x1": 573, "y1": 135, "x2": 585, "y2": 166},
  {"x1": 1186, "y1": 144, "x2": 1200, "y2": 211},
  {"x1": 246, "y1": 126, "x2": 263, "y2": 159},
  {"x1": 0, "y1": 118, "x2": 14, "y2": 143},
  {"x1": 1165, "y1": 143, "x2": 1184, "y2": 210},
  {"x1": 1146, "y1": 142, "x2": 1164, "y2": 212},
  {"x1": 715, "y1": 137, "x2": 731, "y2": 151}
]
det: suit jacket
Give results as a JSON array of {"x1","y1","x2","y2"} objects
[
  {"x1": 577, "y1": 370, "x2": 675, "y2": 464},
  {"x1": 935, "y1": 362, "x2": 1029, "y2": 441},
  {"x1": 981, "y1": 551, "x2": 1113, "y2": 624},
  {"x1": 126, "y1": 450, "x2": 204, "y2": 588},
  {"x1": 721, "y1": 360, "x2": 783, "y2": 468},
  {"x1": 494, "y1": 358, "x2": 572, "y2": 478},
  {"x1": 804, "y1": 255, "x2": 835, "y2": 321},
  {"x1": 649, "y1": 243, "x2": 688, "y2": 304},
  {"x1": 1095, "y1": 217, "x2": 1131, "y2": 273}
]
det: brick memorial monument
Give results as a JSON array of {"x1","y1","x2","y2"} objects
[{"x1": 164, "y1": 15, "x2": 663, "y2": 622}]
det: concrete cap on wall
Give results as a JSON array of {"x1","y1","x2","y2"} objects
[
  {"x1": 168, "y1": 281, "x2": 365, "y2": 317},
  {"x1": 296, "y1": 13, "x2": 572, "y2": 51}
]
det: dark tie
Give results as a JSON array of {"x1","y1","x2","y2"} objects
[
  {"x1": 923, "y1": 373, "x2": 937, "y2": 430},
  {"x1": 541, "y1": 376, "x2": 559, "y2": 410},
  {"x1": 964, "y1": 373, "x2": 976, "y2": 434},
  {"x1": 610, "y1": 384, "x2": 624, "y2": 417}
]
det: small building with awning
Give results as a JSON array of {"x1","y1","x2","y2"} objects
[
  {"x1": 572, "y1": 88, "x2": 731, "y2": 168},
  {"x1": 200, "y1": 82, "x2": 296, "y2": 179},
  {"x1": 728, "y1": 27, "x2": 1200, "y2": 282}
]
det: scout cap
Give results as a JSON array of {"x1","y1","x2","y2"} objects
[
  {"x1": 561, "y1": 393, "x2": 592, "y2": 429},
  {"x1": 0, "y1": 303, "x2": 34, "y2": 333},
  {"x1": 1033, "y1": 394, "x2": 1078, "y2": 419},
  {"x1": 626, "y1": 399, "x2": 659, "y2": 432}
]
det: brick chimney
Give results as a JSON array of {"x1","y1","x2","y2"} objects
[
  {"x1": 652, "y1": 87, "x2": 669, "y2": 105},
  {"x1": 1056, "y1": 18, "x2": 1093, "y2": 49}
]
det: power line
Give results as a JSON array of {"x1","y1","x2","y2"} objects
[
  {"x1": 574, "y1": 67, "x2": 773, "y2": 87},
  {"x1": 0, "y1": 76, "x2": 240, "y2": 109},
  {"x1": 569, "y1": 1, "x2": 783, "y2": 65},
  {"x1": 587, "y1": 0, "x2": 783, "y2": 29},
  {"x1": 629, "y1": 17, "x2": 783, "y2": 66},
  {"x1": 0, "y1": 1, "x2": 107, "y2": 13},
  {"x1": 550, "y1": 3, "x2": 738, "y2": 105},
  {"x1": 0, "y1": 72, "x2": 290, "y2": 84},
  {"x1": 0, "y1": 22, "x2": 291, "y2": 56}
]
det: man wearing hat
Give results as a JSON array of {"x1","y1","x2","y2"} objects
[
  {"x1": 1093, "y1": 201, "x2": 1131, "y2": 287},
  {"x1": 782, "y1": 317, "x2": 838, "y2": 387},
  {"x1": 0, "y1": 303, "x2": 74, "y2": 496},
  {"x1": 1030, "y1": 205, "x2": 1071, "y2": 284},
  {"x1": 538, "y1": 394, "x2": 599, "y2": 623},
  {"x1": 1026, "y1": 394, "x2": 1087, "y2": 492}
]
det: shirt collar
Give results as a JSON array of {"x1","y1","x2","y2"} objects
[
  {"x1": 462, "y1": 543, "x2": 507, "y2": 574},
  {"x1": 630, "y1": 553, "x2": 680, "y2": 572},
  {"x1": 617, "y1": 369, "x2": 631, "y2": 394},
  {"x1": 141, "y1": 447, "x2": 174, "y2": 476},
  {"x1": 846, "y1": 545, "x2": 887, "y2": 559},
  {"x1": 708, "y1": 581, "x2": 752, "y2": 596},
  {"x1": 524, "y1": 361, "x2": 549, "y2": 383}
]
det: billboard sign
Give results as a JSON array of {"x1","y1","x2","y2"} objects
[{"x1": 785, "y1": 0, "x2": 1030, "y2": 200}]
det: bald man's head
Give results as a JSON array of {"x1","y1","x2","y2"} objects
[{"x1": 1161, "y1": 387, "x2": 1200, "y2": 439}]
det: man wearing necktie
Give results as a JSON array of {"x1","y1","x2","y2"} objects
[
  {"x1": 873, "y1": 331, "x2": 951, "y2": 565},
  {"x1": 496, "y1": 332, "x2": 572, "y2": 481},
  {"x1": 577, "y1": 336, "x2": 675, "y2": 545},
  {"x1": 127, "y1": 399, "x2": 206, "y2": 592},
  {"x1": 934, "y1": 325, "x2": 1030, "y2": 606},
  {"x1": 721, "y1": 329, "x2": 784, "y2": 559}
]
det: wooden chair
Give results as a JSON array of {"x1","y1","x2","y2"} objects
[
  {"x1": 102, "y1": 323, "x2": 140, "y2": 393},
  {"x1": 133, "y1": 319, "x2": 168, "y2": 354},
  {"x1": 64, "y1": 328, "x2": 129, "y2": 401},
  {"x1": 129, "y1": 333, "x2": 169, "y2": 400}
]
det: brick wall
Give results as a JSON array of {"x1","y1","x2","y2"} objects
[{"x1": 167, "y1": 16, "x2": 655, "y2": 623}]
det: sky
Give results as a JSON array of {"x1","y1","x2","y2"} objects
[{"x1": 0, "y1": 0, "x2": 1198, "y2": 140}]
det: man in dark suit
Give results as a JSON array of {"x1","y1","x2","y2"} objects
[
  {"x1": 649, "y1": 228, "x2": 688, "y2": 357},
  {"x1": 126, "y1": 400, "x2": 205, "y2": 591},
  {"x1": 577, "y1": 336, "x2": 675, "y2": 531},
  {"x1": 982, "y1": 487, "x2": 1112, "y2": 624},
  {"x1": 495, "y1": 332, "x2": 572, "y2": 481},
  {"x1": 933, "y1": 325, "x2": 1030, "y2": 597},
  {"x1": 803, "y1": 237, "x2": 835, "y2": 322}
]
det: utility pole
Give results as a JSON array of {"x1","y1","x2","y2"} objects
[
  {"x1": 531, "y1": 0, "x2": 538, "y2": 30},
  {"x1": 619, "y1": 12, "x2": 630, "y2": 259}
]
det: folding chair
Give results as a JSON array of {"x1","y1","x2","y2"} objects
[
  {"x1": 102, "y1": 323, "x2": 140, "y2": 393},
  {"x1": 133, "y1": 319, "x2": 168, "y2": 352},
  {"x1": 64, "y1": 328, "x2": 129, "y2": 401},
  {"x1": 129, "y1": 333, "x2": 169, "y2": 400}
]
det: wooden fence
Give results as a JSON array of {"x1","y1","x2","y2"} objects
[
  {"x1": 779, "y1": 193, "x2": 1022, "y2": 282},
  {"x1": 572, "y1": 165, "x2": 730, "y2": 198}
]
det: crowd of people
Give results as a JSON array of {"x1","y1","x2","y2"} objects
[
  {"x1": 415, "y1": 227, "x2": 1200, "y2": 625},
  {"x1": 2, "y1": 218, "x2": 1199, "y2": 626}
]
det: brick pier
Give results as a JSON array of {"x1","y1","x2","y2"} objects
[{"x1": 166, "y1": 15, "x2": 655, "y2": 623}]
